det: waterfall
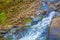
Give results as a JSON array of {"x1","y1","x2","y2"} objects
[{"x1": 19, "y1": 11, "x2": 56, "y2": 40}]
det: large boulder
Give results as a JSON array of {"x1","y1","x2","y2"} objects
[{"x1": 49, "y1": 17, "x2": 60, "y2": 40}]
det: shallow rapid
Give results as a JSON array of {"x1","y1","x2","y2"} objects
[{"x1": 19, "y1": 11, "x2": 56, "y2": 40}]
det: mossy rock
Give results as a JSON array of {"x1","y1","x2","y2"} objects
[
  {"x1": 25, "y1": 24, "x2": 31, "y2": 28},
  {"x1": 24, "y1": 18, "x2": 32, "y2": 25},
  {"x1": 40, "y1": 15, "x2": 44, "y2": 19},
  {"x1": 24, "y1": 18, "x2": 32, "y2": 28}
]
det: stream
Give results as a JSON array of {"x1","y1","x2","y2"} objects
[{"x1": 19, "y1": 11, "x2": 56, "y2": 40}]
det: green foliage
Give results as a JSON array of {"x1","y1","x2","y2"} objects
[
  {"x1": 0, "y1": 12, "x2": 7, "y2": 24},
  {"x1": 0, "y1": 0, "x2": 12, "y2": 3},
  {"x1": 6, "y1": 0, "x2": 11, "y2": 3}
]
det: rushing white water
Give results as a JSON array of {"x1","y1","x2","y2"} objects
[{"x1": 19, "y1": 11, "x2": 56, "y2": 40}]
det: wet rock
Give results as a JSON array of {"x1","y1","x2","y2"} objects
[
  {"x1": 25, "y1": 22, "x2": 31, "y2": 26},
  {"x1": 31, "y1": 17, "x2": 41, "y2": 25},
  {"x1": 14, "y1": 30, "x2": 23, "y2": 39},
  {"x1": 41, "y1": 10, "x2": 47, "y2": 15},
  {"x1": 50, "y1": 17, "x2": 60, "y2": 39},
  {"x1": 41, "y1": 1, "x2": 49, "y2": 11},
  {"x1": 51, "y1": 17, "x2": 60, "y2": 29},
  {"x1": 24, "y1": 18, "x2": 32, "y2": 27}
]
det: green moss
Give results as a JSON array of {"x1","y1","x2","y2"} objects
[
  {"x1": 24, "y1": 18, "x2": 32, "y2": 25},
  {"x1": 6, "y1": 38, "x2": 13, "y2": 40},
  {"x1": 24, "y1": 18, "x2": 32, "y2": 28},
  {"x1": 40, "y1": 15, "x2": 44, "y2": 19},
  {"x1": 25, "y1": 26, "x2": 30, "y2": 28}
]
